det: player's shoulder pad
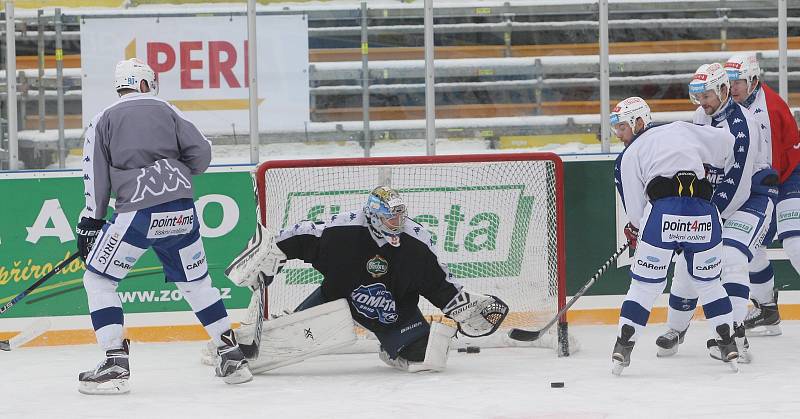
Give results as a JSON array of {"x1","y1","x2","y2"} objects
[{"x1": 401, "y1": 218, "x2": 437, "y2": 252}]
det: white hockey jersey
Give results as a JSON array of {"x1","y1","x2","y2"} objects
[
  {"x1": 615, "y1": 121, "x2": 741, "y2": 228},
  {"x1": 693, "y1": 98, "x2": 765, "y2": 216}
]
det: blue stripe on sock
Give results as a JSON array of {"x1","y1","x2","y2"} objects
[
  {"x1": 702, "y1": 297, "x2": 733, "y2": 320},
  {"x1": 90, "y1": 306, "x2": 123, "y2": 331},
  {"x1": 668, "y1": 294, "x2": 698, "y2": 311},
  {"x1": 750, "y1": 265, "x2": 774, "y2": 284},
  {"x1": 723, "y1": 282, "x2": 750, "y2": 299},
  {"x1": 196, "y1": 299, "x2": 227, "y2": 327},
  {"x1": 620, "y1": 300, "x2": 650, "y2": 326}
]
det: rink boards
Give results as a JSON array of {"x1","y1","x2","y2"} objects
[{"x1": 2, "y1": 155, "x2": 800, "y2": 346}]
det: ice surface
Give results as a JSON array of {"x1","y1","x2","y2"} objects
[{"x1": 3, "y1": 322, "x2": 800, "y2": 418}]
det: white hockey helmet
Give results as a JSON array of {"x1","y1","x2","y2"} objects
[
  {"x1": 725, "y1": 53, "x2": 761, "y2": 93},
  {"x1": 688, "y1": 63, "x2": 729, "y2": 105},
  {"x1": 610, "y1": 96, "x2": 652, "y2": 135},
  {"x1": 114, "y1": 58, "x2": 158, "y2": 95},
  {"x1": 364, "y1": 186, "x2": 407, "y2": 247}
]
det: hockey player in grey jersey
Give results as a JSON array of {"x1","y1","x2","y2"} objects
[{"x1": 76, "y1": 58, "x2": 251, "y2": 394}]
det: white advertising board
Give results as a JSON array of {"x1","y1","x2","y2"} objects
[{"x1": 81, "y1": 14, "x2": 309, "y2": 134}]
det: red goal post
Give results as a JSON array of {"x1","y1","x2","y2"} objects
[{"x1": 253, "y1": 153, "x2": 567, "y2": 353}]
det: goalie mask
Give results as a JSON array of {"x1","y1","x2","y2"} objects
[
  {"x1": 114, "y1": 58, "x2": 158, "y2": 95},
  {"x1": 689, "y1": 63, "x2": 729, "y2": 106},
  {"x1": 364, "y1": 186, "x2": 407, "y2": 247}
]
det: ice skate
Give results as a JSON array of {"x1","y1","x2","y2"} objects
[
  {"x1": 611, "y1": 325, "x2": 636, "y2": 376},
  {"x1": 655, "y1": 327, "x2": 687, "y2": 357},
  {"x1": 709, "y1": 324, "x2": 739, "y2": 372},
  {"x1": 744, "y1": 290, "x2": 781, "y2": 337},
  {"x1": 78, "y1": 339, "x2": 130, "y2": 395},
  {"x1": 216, "y1": 329, "x2": 253, "y2": 384},
  {"x1": 708, "y1": 323, "x2": 750, "y2": 364}
]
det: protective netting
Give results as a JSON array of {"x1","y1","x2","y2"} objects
[{"x1": 255, "y1": 154, "x2": 564, "y2": 349}]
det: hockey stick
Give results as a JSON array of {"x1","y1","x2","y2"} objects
[
  {"x1": 508, "y1": 241, "x2": 630, "y2": 342},
  {"x1": 0, "y1": 252, "x2": 80, "y2": 316},
  {"x1": 0, "y1": 318, "x2": 52, "y2": 351}
]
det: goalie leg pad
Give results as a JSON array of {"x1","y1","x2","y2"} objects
[
  {"x1": 247, "y1": 299, "x2": 357, "y2": 374},
  {"x1": 408, "y1": 322, "x2": 456, "y2": 373},
  {"x1": 379, "y1": 322, "x2": 456, "y2": 373}
]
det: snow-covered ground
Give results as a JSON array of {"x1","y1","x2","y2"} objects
[{"x1": 3, "y1": 322, "x2": 800, "y2": 419}]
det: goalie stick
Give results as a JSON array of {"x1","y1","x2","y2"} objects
[
  {"x1": 0, "y1": 252, "x2": 80, "y2": 316},
  {"x1": 508, "y1": 241, "x2": 630, "y2": 342},
  {"x1": 0, "y1": 318, "x2": 52, "y2": 351}
]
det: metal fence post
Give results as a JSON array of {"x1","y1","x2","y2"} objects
[
  {"x1": 56, "y1": 8, "x2": 65, "y2": 168},
  {"x1": 37, "y1": 9, "x2": 44, "y2": 133},
  {"x1": 599, "y1": 0, "x2": 610, "y2": 153},
  {"x1": 424, "y1": 0, "x2": 436, "y2": 156},
  {"x1": 361, "y1": 1, "x2": 371, "y2": 158},
  {"x1": 779, "y1": 0, "x2": 788, "y2": 102},
  {"x1": 6, "y1": 1, "x2": 18, "y2": 170},
  {"x1": 247, "y1": 0, "x2": 259, "y2": 164}
]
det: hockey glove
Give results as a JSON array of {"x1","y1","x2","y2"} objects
[
  {"x1": 624, "y1": 222, "x2": 639, "y2": 250},
  {"x1": 443, "y1": 291, "x2": 509, "y2": 338},
  {"x1": 76, "y1": 217, "x2": 106, "y2": 261},
  {"x1": 225, "y1": 223, "x2": 286, "y2": 288}
]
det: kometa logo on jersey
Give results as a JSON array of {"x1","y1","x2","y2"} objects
[{"x1": 350, "y1": 283, "x2": 398, "y2": 324}]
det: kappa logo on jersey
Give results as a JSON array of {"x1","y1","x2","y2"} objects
[
  {"x1": 350, "y1": 283, "x2": 399, "y2": 324},
  {"x1": 366, "y1": 254, "x2": 388, "y2": 278},
  {"x1": 661, "y1": 214, "x2": 713, "y2": 243},
  {"x1": 131, "y1": 159, "x2": 191, "y2": 203},
  {"x1": 147, "y1": 209, "x2": 194, "y2": 238}
]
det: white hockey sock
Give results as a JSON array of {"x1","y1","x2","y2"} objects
[
  {"x1": 666, "y1": 258, "x2": 698, "y2": 332},
  {"x1": 618, "y1": 279, "x2": 666, "y2": 341},
  {"x1": 84, "y1": 271, "x2": 124, "y2": 351},
  {"x1": 784, "y1": 236, "x2": 800, "y2": 280},
  {"x1": 694, "y1": 278, "x2": 733, "y2": 335},
  {"x1": 176, "y1": 277, "x2": 231, "y2": 347},
  {"x1": 749, "y1": 247, "x2": 775, "y2": 304},
  {"x1": 721, "y1": 246, "x2": 750, "y2": 324}
]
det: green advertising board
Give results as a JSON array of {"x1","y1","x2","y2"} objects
[
  {"x1": 0, "y1": 169, "x2": 257, "y2": 318},
  {"x1": 2, "y1": 158, "x2": 798, "y2": 321}
]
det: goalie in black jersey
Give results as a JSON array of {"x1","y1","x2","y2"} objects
[{"x1": 212, "y1": 186, "x2": 509, "y2": 373}]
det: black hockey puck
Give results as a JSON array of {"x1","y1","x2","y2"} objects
[
  {"x1": 550, "y1": 382, "x2": 564, "y2": 388},
  {"x1": 458, "y1": 346, "x2": 481, "y2": 353}
]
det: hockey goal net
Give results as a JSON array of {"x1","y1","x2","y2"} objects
[{"x1": 253, "y1": 153, "x2": 568, "y2": 354}]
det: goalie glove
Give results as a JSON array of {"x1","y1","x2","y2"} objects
[
  {"x1": 443, "y1": 291, "x2": 509, "y2": 338},
  {"x1": 225, "y1": 223, "x2": 286, "y2": 288}
]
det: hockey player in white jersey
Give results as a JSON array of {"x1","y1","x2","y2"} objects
[
  {"x1": 656, "y1": 63, "x2": 776, "y2": 362},
  {"x1": 610, "y1": 97, "x2": 739, "y2": 375},
  {"x1": 75, "y1": 59, "x2": 251, "y2": 394},
  {"x1": 726, "y1": 53, "x2": 800, "y2": 336}
]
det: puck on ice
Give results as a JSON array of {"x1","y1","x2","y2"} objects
[
  {"x1": 550, "y1": 382, "x2": 564, "y2": 388},
  {"x1": 458, "y1": 346, "x2": 480, "y2": 353}
]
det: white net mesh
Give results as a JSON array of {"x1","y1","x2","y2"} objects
[{"x1": 255, "y1": 154, "x2": 564, "y2": 349}]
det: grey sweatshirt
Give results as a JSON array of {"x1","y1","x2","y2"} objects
[{"x1": 81, "y1": 93, "x2": 212, "y2": 219}]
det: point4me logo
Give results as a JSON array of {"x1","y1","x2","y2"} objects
[
  {"x1": 661, "y1": 214, "x2": 713, "y2": 243},
  {"x1": 350, "y1": 283, "x2": 398, "y2": 324}
]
